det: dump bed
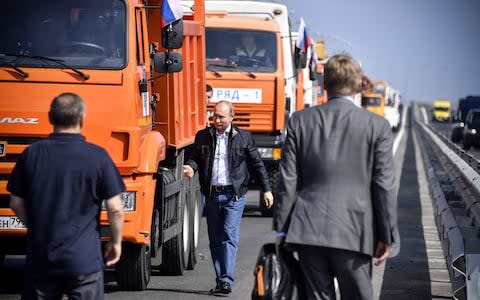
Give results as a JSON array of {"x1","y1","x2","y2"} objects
[{"x1": 147, "y1": 2, "x2": 206, "y2": 148}]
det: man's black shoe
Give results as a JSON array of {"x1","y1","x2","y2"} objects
[{"x1": 209, "y1": 283, "x2": 232, "y2": 294}]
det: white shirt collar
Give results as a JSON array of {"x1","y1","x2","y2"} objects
[
  {"x1": 328, "y1": 95, "x2": 355, "y2": 102},
  {"x1": 216, "y1": 124, "x2": 231, "y2": 137}
]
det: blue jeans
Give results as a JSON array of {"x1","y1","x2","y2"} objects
[{"x1": 206, "y1": 188, "x2": 246, "y2": 286}]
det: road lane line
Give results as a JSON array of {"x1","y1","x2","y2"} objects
[{"x1": 421, "y1": 106, "x2": 429, "y2": 125}]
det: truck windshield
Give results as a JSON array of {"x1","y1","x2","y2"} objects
[
  {"x1": 315, "y1": 72, "x2": 325, "y2": 97},
  {"x1": 0, "y1": 0, "x2": 126, "y2": 69},
  {"x1": 206, "y1": 29, "x2": 277, "y2": 72},
  {"x1": 362, "y1": 97, "x2": 382, "y2": 107},
  {"x1": 434, "y1": 107, "x2": 450, "y2": 112}
]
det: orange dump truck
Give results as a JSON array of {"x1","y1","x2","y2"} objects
[{"x1": 0, "y1": 0, "x2": 205, "y2": 290}]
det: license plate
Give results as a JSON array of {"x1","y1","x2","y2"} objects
[
  {"x1": 0, "y1": 141, "x2": 6, "y2": 157},
  {"x1": 211, "y1": 88, "x2": 262, "y2": 103},
  {"x1": 0, "y1": 217, "x2": 26, "y2": 229}
]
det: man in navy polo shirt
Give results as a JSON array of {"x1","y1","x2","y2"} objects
[{"x1": 7, "y1": 92, "x2": 125, "y2": 300}]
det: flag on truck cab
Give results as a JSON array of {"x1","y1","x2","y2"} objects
[
  {"x1": 295, "y1": 18, "x2": 311, "y2": 53},
  {"x1": 161, "y1": 0, "x2": 183, "y2": 27}
]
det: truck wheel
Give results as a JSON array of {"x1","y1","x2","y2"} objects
[
  {"x1": 187, "y1": 173, "x2": 201, "y2": 270},
  {"x1": 161, "y1": 198, "x2": 189, "y2": 275},
  {"x1": 151, "y1": 169, "x2": 176, "y2": 268},
  {"x1": 116, "y1": 242, "x2": 151, "y2": 291},
  {"x1": 150, "y1": 208, "x2": 161, "y2": 267},
  {"x1": 463, "y1": 141, "x2": 471, "y2": 150},
  {"x1": 451, "y1": 133, "x2": 459, "y2": 143},
  {"x1": 260, "y1": 167, "x2": 279, "y2": 217}
]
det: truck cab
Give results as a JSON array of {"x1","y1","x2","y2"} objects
[
  {"x1": 373, "y1": 80, "x2": 400, "y2": 130},
  {"x1": 361, "y1": 92, "x2": 385, "y2": 117},
  {"x1": 0, "y1": 0, "x2": 206, "y2": 290},
  {"x1": 432, "y1": 100, "x2": 452, "y2": 122}
]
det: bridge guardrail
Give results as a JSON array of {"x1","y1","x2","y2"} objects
[{"x1": 413, "y1": 104, "x2": 480, "y2": 300}]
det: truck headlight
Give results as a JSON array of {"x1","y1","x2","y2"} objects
[
  {"x1": 258, "y1": 147, "x2": 273, "y2": 159},
  {"x1": 257, "y1": 147, "x2": 282, "y2": 160},
  {"x1": 472, "y1": 129, "x2": 477, "y2": 135},
  {"x1": 101, "y1": 192, "x2": 136, "y2": 211}
]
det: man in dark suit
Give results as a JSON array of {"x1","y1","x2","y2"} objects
[{"x1": 273, "y1": 54, "x2": 398, "y2": 300}]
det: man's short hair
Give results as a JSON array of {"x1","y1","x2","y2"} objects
[
  {"x1": 206, "y1": 84, "x2": 213, "y2": 93},
  {"x1": 324, "y1": 54, "x2": 363, "y2": 96},
  {"x1": 49, "y1": 93, "x2": 86, "y2": 127}
]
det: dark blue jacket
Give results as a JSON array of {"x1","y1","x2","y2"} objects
[{"x1": 186, "y1": 125, "x2": 271, "y2": 197}]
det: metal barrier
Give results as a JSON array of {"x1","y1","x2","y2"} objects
[{"x1": 413, "y1": 104, "x2": 480, "y2": 299}]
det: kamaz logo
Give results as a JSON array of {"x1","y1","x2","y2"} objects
[{"x1": 0, "y1": 117, "x2": 39, "y2": 124}]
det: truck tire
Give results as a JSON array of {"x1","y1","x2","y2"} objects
[
  {"x1": 116, "y1": 242, "x2": 151, "y2": 291},
  {"x1": 463, "y1": 141, "x2": 471, "y2": 150},
  {"x1": 451, "y1": 133, "x2": 459, "y2": 143},
  {"x1": 187, "y1": 173, "x2": 201, "y2": 270},
  {"x1": 150, "y1": 208, "x2": 161, "y2": 267},
  {"x1": 260, "y1": 167, "x2": 279, "y2": 217},
  {"x1": 151, "y1": 170, "x2": 176, "y2": 268},
  {"x1": 0, "y1": 251, "x2": 5, "y2": 266},
  {"x1": 161, "y1": 195, "x2": 190, "y2": 275}
]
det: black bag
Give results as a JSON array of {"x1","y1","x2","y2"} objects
[{"x1": 251, "y1": 243, "x2": 305, "y2": 300}]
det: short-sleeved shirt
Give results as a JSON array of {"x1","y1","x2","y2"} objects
[{"x1": 7, "y1": 133, "x2": 125, "y2": 276}]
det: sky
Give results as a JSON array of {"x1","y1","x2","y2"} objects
[{"x1": 277, "y1": 0, "x2": 480, "y2": 104}]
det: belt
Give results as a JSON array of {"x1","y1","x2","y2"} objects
[{"x1": 212, "y1": 185, "x2": 233, "y2": 193}]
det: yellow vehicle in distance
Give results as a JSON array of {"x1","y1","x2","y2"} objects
[
  {"x1": 432, "y1": 100, "x2": 452, "y2": 122},
  {"x1": 361, "y1": 91, "x2": 385, "y2": 117}
]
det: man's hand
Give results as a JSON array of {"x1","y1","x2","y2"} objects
[
  {"x1": 183, "y1": 165, "x2": 194, "y2": 178},
  {"x1": 10, "y1": 195, "x2": 28, "y2": 227},
  {"x1": 276, "y1": 235, "x2": 295, "y2": 252},
  {"x1": 104, "y1": 241, "x2": 122, "y2": 267},
  {"x1": 263, "y1": 191, "x2": 274, "y2": 209},
  {"x1": 374, "y1": 241, "x2": 392, "y2": 266}
]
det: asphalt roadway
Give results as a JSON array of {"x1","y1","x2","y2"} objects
[{"x1": 0, "y1": 110, "x2": 454, "y2": 299}]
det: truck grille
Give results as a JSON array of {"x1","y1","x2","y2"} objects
[
  {"x1": 0, "y1": 136, "x2": 45, "y2": 181},
  {"x1": 0, "y1": 195, "x2": 9, "y2": 208},
  {"x1": 233, "y1": 112, "x2": 274, "y2": 131}
]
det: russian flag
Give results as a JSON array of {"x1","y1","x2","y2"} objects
[
  {"x1": 295, "y1": 18, "x2": 311, "y2": 53},
  {"x1": 161, "y1": 0, "x2": 183, "y2": 27}
]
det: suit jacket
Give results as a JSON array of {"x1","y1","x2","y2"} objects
[{"x1": 273, "y1": 97, "x2": 399, "y2": 257}]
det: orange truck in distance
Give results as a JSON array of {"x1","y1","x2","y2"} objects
[{"x1": 0, "y1": 0, "x2": 206, "y2": 290}]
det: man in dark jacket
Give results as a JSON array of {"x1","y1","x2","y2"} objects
[
  {"x1": 183, "y1": 100, "x2": 273, "y2": 294},
  {"x1": 8, "y1": 92, "x2": 125, "y2": 300}
]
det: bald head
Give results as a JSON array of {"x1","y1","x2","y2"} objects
[{"x1": 49, "y1": 92, "x2": 86, "y2": 132}]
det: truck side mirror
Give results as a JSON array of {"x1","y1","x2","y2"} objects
[
  {"x1": 162, "y1": 19, "x2": 183, "y2": 49},
  {"x1": 294, "y1": 47, "x2": 307, "y2": 69},
  {"x1": 154, "y1": 52, "x2": 183, "y2": 73}
]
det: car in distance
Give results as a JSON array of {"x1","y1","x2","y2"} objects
[{"x1": 451, "y1": 108, "x2": 480, "y2": 150}]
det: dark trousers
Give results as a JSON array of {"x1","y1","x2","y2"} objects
[
  {"x1": 23, "y1": 271, "x2": 104, "y2": 300},
  {"x1": 297, "y1": 245, "x2": 372, "y2": 300}
]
